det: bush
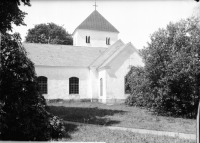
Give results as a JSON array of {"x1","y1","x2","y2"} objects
[
  {"x1": 125, "y1": 66, "x2": 151, "y2": 107},
  {"x1": 0, "y1": 33, "x2": 66, "y2": 140},
  {"x1": 126, "y1": 17, "x2": 200, "y2": 118}
]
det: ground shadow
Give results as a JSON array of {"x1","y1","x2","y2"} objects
[
  {"x1": 48, "y1": 105, "x2": 126, "y2": 126},
  {"x1": 61, "y1": 123, "x2": 79, "y2": 140}
]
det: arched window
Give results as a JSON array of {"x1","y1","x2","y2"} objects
[
  {"x1": 69, "y1": 77, "x2": 79, "y2": 94},
  {"x1": 100, "y1": 78, "x2": 103, "y2": 96},
  {"x1": 124, "y1": 76, "x2": 130, "y2": 94},
  {"x1": 38, "y1": 76, "x2": 48, "y2": 94}
]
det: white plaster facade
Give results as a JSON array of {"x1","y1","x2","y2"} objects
[
  {"x1": 73, "y1": 29, "x2": 118, "y2": 48},
  {"x1": 95, "y1": 44, "x2": 143, "y2": 104},
  {"x1": 24, "y1": 10, "x2": 144, "y2": 104},
  {"x1": 32, "y1": 44, "x2": 143, "y2": 104},
  {"x1": 35, "y1": 66, "x2": 91, "y2": 100}
]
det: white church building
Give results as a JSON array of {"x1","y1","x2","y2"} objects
[{"x1": 23, "y1": 10, "x2": 143, "y2": 104}]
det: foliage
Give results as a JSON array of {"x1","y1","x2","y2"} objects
[
  {"x1": 0, "y1": 0, "x2": 31, "y2": 33},
  {"x1": 25, "y1": 23, "x2": 73, "y2": 45},
  {"x1": 0, "y1": 33, "x2": 66, "y2": 140},
  {"x1": 126, "y1": 17, "x2": 200, "y2": 118},
  {"x1": 125, "y1": 66, "x2": 150, "y2": 107}
]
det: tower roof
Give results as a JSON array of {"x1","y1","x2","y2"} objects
[{"x1": 74, "y1": 10, "x2": 119, "y2": 34}]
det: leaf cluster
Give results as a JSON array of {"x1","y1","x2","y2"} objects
[{"x1": 0, "y1": 0, "x2": 31, "y2": 33}]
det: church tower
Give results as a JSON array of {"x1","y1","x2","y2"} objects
[{"x1": 72, "y1": 9, "x2": 119, "y2": 48}]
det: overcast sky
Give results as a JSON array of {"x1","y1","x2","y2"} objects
[{"x1": 13, "y1": 0, "x2": 198, "y2": 49}]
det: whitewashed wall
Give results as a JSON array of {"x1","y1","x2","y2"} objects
[
  {"x1": 89, "y1": 68, "x2": 99, "y2": 100},
  {"x1": 35, "y1": 66, "x2": 91, "y2": 100},
  {"x1": 105, "y1": 48, "x2": 143, "y2": 103},
  {"x1": 98, "y1": 70, "x2": 107, "y2": 103},
  {"x1": 73, "y1": 29, "x2": 118, "y2": 48}
]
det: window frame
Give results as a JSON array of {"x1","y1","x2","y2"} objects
[
  {"x1": 69, "y1": 77, "x2": 79, "y2": 94},
  {"x1": 100, "y1": 78, "x2": 103, "y2": 96},
  {"x1": 86, "y1": 36, "x2": 90, "y2": 43},
  {"x1": 38, "y1": 76, "x2": 48, "y2": 94},
  {"x1": 106, "y1": 37, "x2": 110, "y2": 45},
  {"x1": 124, "y1": 76, "x2": 130, "y2": 94}
]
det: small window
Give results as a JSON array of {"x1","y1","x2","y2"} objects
[
  {"x1": 69, "y1": 77, "x2": 79, "y2": 94},
  {"x1": 100, "y1": 78, "x2": 103, "y2": 96},
  {"x1": 124, "y1": 76, "x2": 130, "y2": 94},
  {"x1": 86, "y1": 36, "x2": 90, "y2": 43},
  {"x1": 106, "y1": 37, "x2": 110, "y2": 45},
  {"x1": 38, "y1": 76, "x2": 48, "y2": 94}
]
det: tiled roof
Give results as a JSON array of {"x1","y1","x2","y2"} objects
[
  {"x1": 23, "y1": 43, "x2": 106, "y2": 67},
  {"x1": 74, "y1": 10, "x2": 119, "y2": 33},
  {"x1": 89, "y1": 40, "x2": 125, "y2": 68}
]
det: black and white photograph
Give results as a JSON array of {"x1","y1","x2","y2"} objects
[{"x1": 0, "y1": 0, "x2": 200, "y2": 142}]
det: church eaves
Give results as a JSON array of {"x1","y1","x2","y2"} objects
[{"x1": 74, "y1": 10, "x2": 119, "y2": 33}]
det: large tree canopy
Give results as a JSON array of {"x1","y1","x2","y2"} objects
[
  {"x1": 0, "y1": 1, "x2": 66, "y2": 141},
  {"x1": 0, "y1": 0, "x2": 30, "y2": 33},
  {"x1": 0, "y1": 33, "x2": 65, "y2": 140},
  {"x1": 25, "y1": 23, "x2": 73, "y2": 45},
  {"x1": 126, "y1": 17, "x2": 200, "y2": 118}
]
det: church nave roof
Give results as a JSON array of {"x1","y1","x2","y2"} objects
[{"x1": 23, "y1": 43, "x2": 106, "y2": 67}]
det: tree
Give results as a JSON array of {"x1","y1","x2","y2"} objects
[
  {"x1": 197, "y1": 101, "x2": 200, "y2": 143},
  {"x1": 0, "y1": 0, "x2": 30, "y2": 33},
  {"x1": 25, "y1": 23, "x2": 73, "y2": 45},
  {"x1": 0, "y1": 0, "x2": 66, "y2": 141},
  {"x1": 125, "y1": 66, "x2": 150, "y2": 107},
  {"x1": 126, "y1": 17, "x2": 200, "y2": 118},
  {"x1": 0, "y1": 33, "x2": 65, "y2": 140}
]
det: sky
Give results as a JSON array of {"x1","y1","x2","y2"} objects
[{"x1": 13, "y1": 0, "x2": 199, "y2": 49}]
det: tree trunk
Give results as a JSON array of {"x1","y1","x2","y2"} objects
[
  {"x1": 0, "y1": 32, "x2": 1, "y2": 67},
  {"x1": 197, "y1": 100, "x2": 200, "y2": 143}
]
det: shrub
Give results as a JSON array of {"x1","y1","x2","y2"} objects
[
  {"x1": 0, "y1": 33, "x2": 66, "y2": 140},
  {"x1": 126, "y1": 17, "x2": 200, "y2": 118},
  {"x1": 125, "y1": 66, "x2": 151, "y2": 107}
]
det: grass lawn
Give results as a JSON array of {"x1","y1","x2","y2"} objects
[
  {"x1": 47, "y1": 101, "x2": 196, "y2": 134},
  {"x1": 60, "y1": 123, "x2": 195, "y2": 143}
]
